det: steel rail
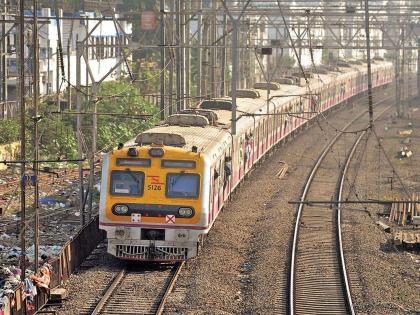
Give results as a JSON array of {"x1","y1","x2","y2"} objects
[
  {"x1": 90, "y1": 262, "x2": 183, "y2": 315},
  {"x1": 288, "y1": 95, "x2": 394, "y2": 314},
  {"x1": 335, "y1": 129, "x2": 367, "y2": 315},
  {"x1": 91, "y1": 268, "x2": 126, "y2": 315},
  {"x1": 156, "y1": 261, "x2": 185, "y2": 315}
]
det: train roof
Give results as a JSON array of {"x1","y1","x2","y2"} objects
[{"x1": 128, "y1": 61, "x2": 392, "y2": 161}]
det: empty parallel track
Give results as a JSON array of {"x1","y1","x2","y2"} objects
[
  {"x1": 91, "y1": 262, "x2": 184, "y2": 315},
  {"x1": 288, "y1": 100, "x2": 393, "y2": 315}
]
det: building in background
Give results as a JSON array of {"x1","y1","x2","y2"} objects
[{"x1": 1, "y1": 2, "x2": 131, "y2": 116}]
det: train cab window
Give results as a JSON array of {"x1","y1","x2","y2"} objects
[
  {"x1": 166, "y1": 173, "x2": 200, "y2": 198},
  {"x1": 110, "y1": 170, "x2": 144, "y2": 196}
]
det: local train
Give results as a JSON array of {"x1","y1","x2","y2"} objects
[{"x1": 99, "y1": 60, "x2": 394, "y2": 261}]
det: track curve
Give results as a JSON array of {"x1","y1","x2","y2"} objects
[{"x1": 288, "y1": 102, "x2": 392, "y2": 315}]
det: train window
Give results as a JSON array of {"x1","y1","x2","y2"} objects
[
  {"x1": 166, "y1": 173, "x2": 200, "y2": 198},
  {"x1": 110, "y1": 170, "x2": 144, "y2": 196},
  {"x1": 161, "y1": 160, "x2": 196, "y2": 169}
]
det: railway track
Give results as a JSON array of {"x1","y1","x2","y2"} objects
[
  {"x1": 288, "y1": 100, "x2": 393, "y2": 314},
  {"x1": 90, "y1": 262, "x2": 184, "y2": 315}
]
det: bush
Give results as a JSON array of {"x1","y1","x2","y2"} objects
[
  {"x1": 38, "y1": 114, "x2": 77, "y2": 160},
  {"x1": 0, "y1": 118, "x2": 20, "y2": 144}
]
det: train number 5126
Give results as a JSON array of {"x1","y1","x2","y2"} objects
[{"x1": 147, "y1": 184, "x2": 162, "y2": 191}]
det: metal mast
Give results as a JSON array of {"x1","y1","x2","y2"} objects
[
  {"x1": 364, "y1": 0, "x2": 374, "y2": 128},
  {"x1": 32, "y1": 0, "x2": 40, "y2": 272},
  {"x1": 18, "y1": 0, "x2": 26, "y2": 277},
  {"x1": 160, "y1": 0, "x2": 165, "y2": 120}
]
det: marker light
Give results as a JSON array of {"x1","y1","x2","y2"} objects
[
  {"x1": 117, "y1": 158, "x2": 151, "y2": 167},
  {"x1": 114, "y1": 204, "x2": 129, "y2": 214},
  {"x1": 148, "y1": 147, "x2": 165, "y2": 157},
  {"x1": 178, "y1": 207, "x2": 193, "y2": 217},
  {"x1": 127, "y1": 147, "x2": 138, "y2": 157},
  {"x1": 161, "y1": 160, "x2": 196, "y2": 169}
]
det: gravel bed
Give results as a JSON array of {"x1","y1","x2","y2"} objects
[
  {"x1": 44, "y1": 243, "x2": 123, "y2": 315},
  {"x1": 342, "y1": 98, "x2": 420, "y2": 314}
]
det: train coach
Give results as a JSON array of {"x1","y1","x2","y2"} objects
[{"x1": 99, "y1": 60, "x2": 394, "y2": 261}]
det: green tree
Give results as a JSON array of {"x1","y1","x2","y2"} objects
[
  {"x1": 0, "y1": 118, "x2": 20, "y2": 145},
  {"x1": 37, "y1": 114, "x2": 77, "y2": 160},
  {"x1": 90, "y1": 80, "x2": 159, "y2": 150}
]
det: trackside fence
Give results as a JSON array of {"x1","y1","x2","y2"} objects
[{"x1": 7, "y1": 216, "x2": 105, "y2": 314}]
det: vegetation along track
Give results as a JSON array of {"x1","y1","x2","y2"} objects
[
  {"x1": 288, "y1": 98, "x2": 393, "y2": 315},
  {"x1": 90, "y1": 262, "x2": 184, "y2": 315}
]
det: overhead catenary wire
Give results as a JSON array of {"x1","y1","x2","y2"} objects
[{"x1": 274, "y1": 0, "x2": 397, "y2": 137}]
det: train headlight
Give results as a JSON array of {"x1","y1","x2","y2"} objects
[
  {"x1": 114, "y1": 204, "x2": 129, "y2": 214},
  {"x1": 178, "y1": 207, "x2": 193, "y2": 217},
  {"x1": 148, "y1": 147, "x2": 165, "y2": 157}
]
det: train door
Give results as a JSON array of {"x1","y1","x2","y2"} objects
[
  {"x1": 246, "y1": 131, "x2": 254, "y2": 170},
  {"x1": 239, "y1": 135, "x2": 249, "y2": 179},
  {"x1": 212, "y1": 160, "x2": 221, "y2": 217},
  {"x1": 255, "y1": 122, "x2": 259, "y2": 159},
  {"x1": 262, "y1": 119, "x2": 267, "y2": 154},
  {"x1": 208, "y1": 166, "x2": 214, "y2": 224},
  {"x1": 284, "y1": 108, "x2": 289, "y2": 135},
  {"x1": 234, "y1": 136, "x2": 242, "y2": 184},
  {"x1": 223, "y1": 148, "x2": 232, "y2": 200},
  {"x1": 269, "y1": 115, "x2": 272, "y2": 150},
  {"x1": 257, "y1": 122, "x2": 262, "y2": 158},
  {"x1": 279, "y1": 109, "x2": 284, "y2": 138}
]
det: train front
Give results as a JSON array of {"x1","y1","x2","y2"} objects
[{"x1": 99, "y1": 136, "x2": 209, "y2": 262}]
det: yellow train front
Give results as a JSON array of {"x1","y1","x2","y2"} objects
[{"x1": 99, "y1": 136, "x2": 210, "y2": 261}]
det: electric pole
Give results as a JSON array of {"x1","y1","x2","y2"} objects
[
  {"x1": 0, "y1": 0, "x2": 7, "y2": 112},
  {"x1": 197, "y1": 0, "x2": 202, "y2": 100},
  {"x1": 185, "y1": 0, "x2": 190, "y2": 108},
  {"x1": 76, "y1": 41, "x2": 84, "y2": 226},
  {"x1": 88, "y1": 81, "x2": 97, "y2": 220},
  {"x1": 220, "y1": 13, "x2": 227, "y2": 96},
  {"x1": 231, "y1": 19, "x2": 238, "y2": 135},
  {"x1": 364, "y1": 0, "x2": 374, "y2": 128},
  {"x1": 18, "y1": 0, "x2": 26, "y2": 278},
  {"x1": 175, "y1": 0, "x2": 181, "y2": 112},
  {"x1": 401, "y1": 27, "x2": 405, "y2": 117},
  {"x1": 180, "y1": 0, "x2": 185, "y2": 111},
  {"x1": 32, "y1": 0, "x2": 40, "y2": 272},
  {"x1": 160, "y1": 0, "x2": 165, "y2": 120},
  {"x1": 395, "y1": 46, "x2": 401, "y2": 116},
  {"x1": 210, "y1": 0, "x2": 217, "y2": 98},
  {"x1": 417, "y1": 38, "x2": 420, "y2": 98}
]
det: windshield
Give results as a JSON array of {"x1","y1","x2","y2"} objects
[
  {"x1": 166, "y1": 173, "x2": 200, "y2": 198},
  {"x1": 110, "y1": 170, "x2": 144, "y2": 196}
]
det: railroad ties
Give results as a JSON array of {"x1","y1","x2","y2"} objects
[
  {"x1": 90, "y1": 262, "x2": 183, "y2": 315},
  {"x1": 289, "y1": 101, "x2": 393, "y2": 314},
  {"x1": 293, "y1": 138, "x2": 350, "y2": 315}
]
